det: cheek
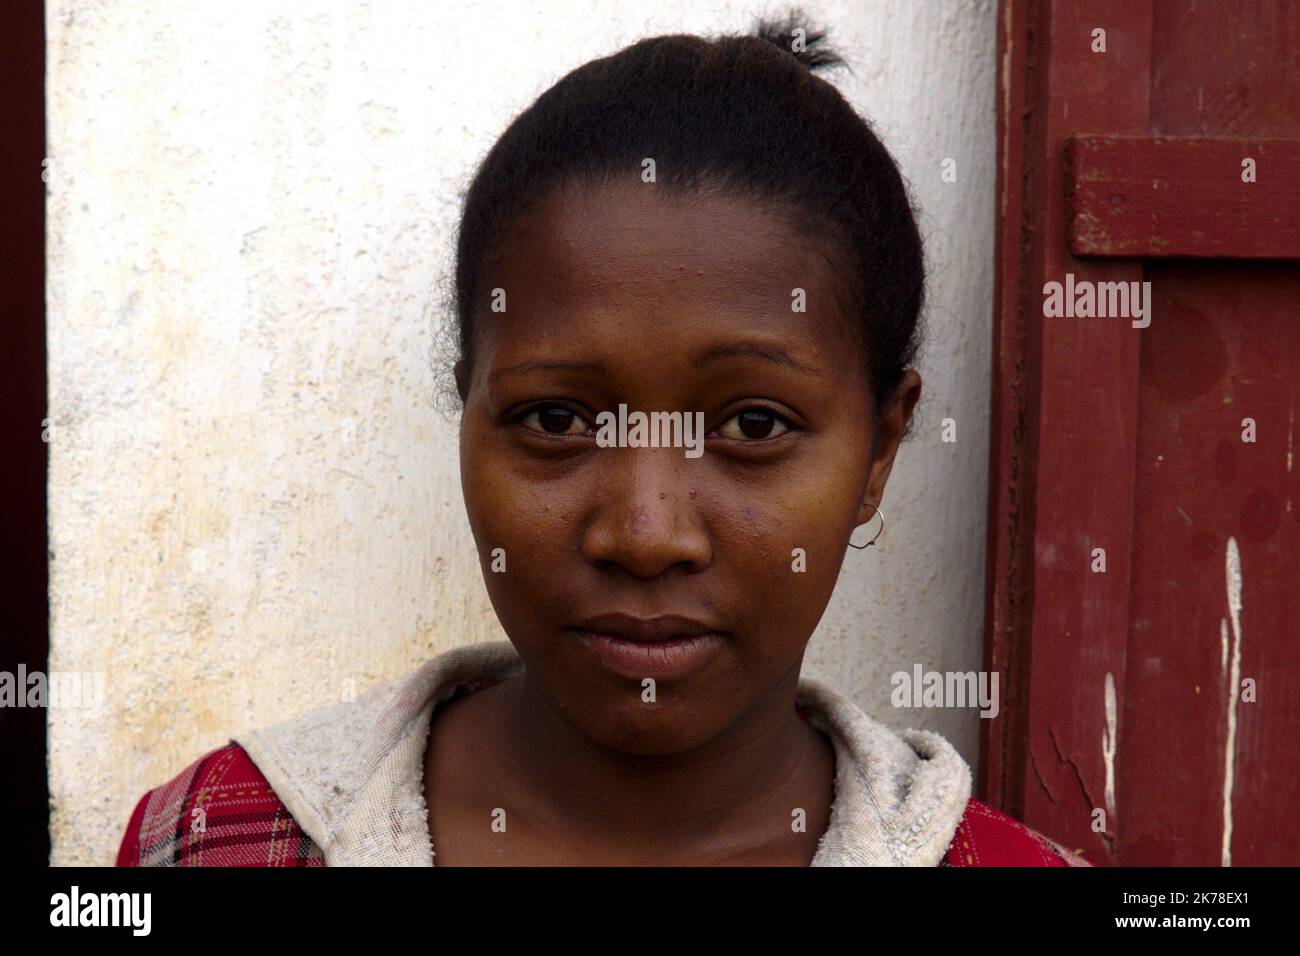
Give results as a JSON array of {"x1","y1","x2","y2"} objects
[
  {"x1": 459, "y1": 425, "x2": 583, "y2": 610},
  {"x1": 710, "y1": 472, "x2": 859, "y2": 633},
  {"x1": 737, "y1": 420, "x2": 868, "y2": 528}
]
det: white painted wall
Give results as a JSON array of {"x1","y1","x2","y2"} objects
[{"x1": 46, "y1": 0, "x2": 995, "y2": 864}]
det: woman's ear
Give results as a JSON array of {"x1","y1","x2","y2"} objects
[
  {"x1": 453, "y1": 360, "x2": 470, "y2": 402},
  {"x1": 857, "y1": 368, "x2": 922, "y2": 521}
]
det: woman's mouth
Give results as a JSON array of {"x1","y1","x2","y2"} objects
[{"x1": 565, "y1": 614, "x2": 727, "y2": 680}]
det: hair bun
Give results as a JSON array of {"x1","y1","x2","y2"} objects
[{"x1": 752, "y1": 10, "x2": 845, "y2": 72}]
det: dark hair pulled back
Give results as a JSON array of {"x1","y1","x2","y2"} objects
[{"x1": 452, "y1": 10, "x2": 925, "y2": 416}]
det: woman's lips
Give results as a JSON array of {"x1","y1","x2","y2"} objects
[{"x1": 568, "y1": 629, "x2": 726, "y2": 680}]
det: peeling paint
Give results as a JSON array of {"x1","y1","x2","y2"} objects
[
  {"x1": 1219, "y1": 617, "x2": 1228, "y2": 674},
  {"x1": 1221, "y1": 536, "x2": 1243, "y2": 867},
  {"x1": 1102, "y1": 672, "x2": 1117, "y2": 827},
  {"x1": 1286, "y1": 403, "x2": 1294, "y2": 474}
]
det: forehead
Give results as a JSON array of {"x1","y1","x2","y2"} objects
[
  {"x1": 474, "y1": 179, "x2": 862, "y2": 373},
  {"x1": 485, "y1": 179, "x2": 854, "y2": 317}
]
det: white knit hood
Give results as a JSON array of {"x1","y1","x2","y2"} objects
[{"x1": 231, "y1": 640, "x2": 971, "y2": 866}]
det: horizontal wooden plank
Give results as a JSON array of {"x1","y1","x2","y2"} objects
[{"x1": 1066, "y1": 136, "x2": 1300, "y2": 258}]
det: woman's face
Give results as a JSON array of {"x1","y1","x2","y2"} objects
[{"x1": 456, "y1": 179, "x2": 918, "y2": 756}]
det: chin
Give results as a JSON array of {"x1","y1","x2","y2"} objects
[
  {"x1": 573, "y1": 705, "x2": 731, "y2": 757},
  {"x1": 546, "y1": 671, "x2": 735, "y2": 756}
]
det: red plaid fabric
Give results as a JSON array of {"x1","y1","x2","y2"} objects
[
  {"x1": 118, "y1": 742, "x2": 1087, "y2": 867},
  {"x1": 941, "y1": 797, "x2": 1090, "y2": 866},
  {"x1": 116, "y1": 743, "x2": 324, "y2": 867}
]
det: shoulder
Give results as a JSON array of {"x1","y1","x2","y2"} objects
[
  {"x1": 940, "y1": 797, "x2": 1091, "y2": 867},
  {"x1": 116, "y1": 742, "x2": 325, "y2": 867}
]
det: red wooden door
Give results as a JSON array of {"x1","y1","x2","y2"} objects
[{"x1": 984, "y1": 0, "x2": 1298, "y2": 865}]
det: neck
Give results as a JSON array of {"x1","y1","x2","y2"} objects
[{"x1": 498, "y1": 658, "x2": 829, "y2": 858}]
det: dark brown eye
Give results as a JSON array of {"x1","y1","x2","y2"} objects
[
  {"x1": 719, "y1": 407, "x2": 791, "y2": 441},
  {"x1": 521, "y1": 405, "x2": 586, "y2": 435}
]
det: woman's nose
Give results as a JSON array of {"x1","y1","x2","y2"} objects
[{"x1": 580, "y1": 451, "x2": 712, "y2": 578}]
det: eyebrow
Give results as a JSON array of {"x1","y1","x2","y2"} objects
[
  {"x1": 490, "y1": 360, "x2": 606, "y2": 383},
  {"x1": 695, "y1": 344, "x2": 823, "y2": 375}
]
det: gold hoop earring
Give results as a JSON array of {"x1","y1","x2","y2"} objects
[{"x1": 848, "y1": 503, "x2": 885, "y2": 550}]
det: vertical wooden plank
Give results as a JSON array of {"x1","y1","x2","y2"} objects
[
  {"x1": 1122, "y1": 263, "x2": 1299, "y2": 864},
  {"x1": 1117, "y1": 0, "x2": 1300, "y2": 865},
  {"x1": 1150, "y1": 0, "x2": 1300, "y2": 137},
  {"x1": 982, "y1": 0, "x2": 1044, "y2": 820},
  {"x1": 985, "y1": 0, "x2": 1151, "y2": 862},
  {"x1": 1022, "y1": 0, "x2": 1151, "y2": 865}
]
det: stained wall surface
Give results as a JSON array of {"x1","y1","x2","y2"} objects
[{"x1": 46, "y1": 0, "x2": 996, "y2": 863}]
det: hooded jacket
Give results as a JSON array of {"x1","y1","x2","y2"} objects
[{"x1": 116, "y1": 640, "x2": 1087, "y2": 867}]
